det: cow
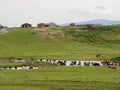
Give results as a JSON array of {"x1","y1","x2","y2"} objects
[
  {"x1": 92, "y1": 62, "x2": 100, "y2": 66},
  {"x1": 84, "y1": 62, "x2": 90, "y2": 66},
  {"x1": 39, "y1": 64, "x2": 44, "y2": 68},
  {"x1": 57, "y1": 61, "x2": 66, "y2": 66},
  {"x1": 70, "y1": 61, "x2": 76, "y2": 66},
  {"x1": 15, "y1": 66, "x2": 17, "y2": 69},
  {"x1": 78, "y1": 61, "x2": 81, "y2": 66},
  {"x1": 108, "y1": 65, "x2": 116, "y2": 69},
  {"x1": 40, "y1": 59, "x2": 42, "y2": 62},
  {"x1": 101, "y1": 61, "x2": 110, "y2": 66}
]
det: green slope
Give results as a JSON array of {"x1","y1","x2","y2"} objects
[{"x1": 0, "y1": 26, "x2": 120, "y2": 60}]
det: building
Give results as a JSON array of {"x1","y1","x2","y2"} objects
[
  {"x1": 21, "y1": 23, "x2": 32, "y2": 28},
  {"x1": 48, "y1": 22, "x2": 57, "y2": 27},
  {"x1": 37, "y1": 23, "x2": 49, "y2": 28},
  {"x1": 37, "y1": 22, "x2": 57, "y2": 28}
]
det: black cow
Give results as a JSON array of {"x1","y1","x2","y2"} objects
[
  {"x1": 78, "y1": 61, "x2": 81, "y2": 66},
  {"x1": 57, "y1": 61, "x2": 66, "y2": 66},
  {"x1": 92, "y1": 62, "x2": 100, "y2": 66},
  {"x1": 70, "y1": 61, "x2": 76, "y2": 66}
]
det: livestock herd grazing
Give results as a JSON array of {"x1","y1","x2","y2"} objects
[
  {"x1": 0, "y1": 59, "x2": 120, "y2": 70},
  {"x1": 41, "y1": 59, "x2": 120, "y2": 69}
]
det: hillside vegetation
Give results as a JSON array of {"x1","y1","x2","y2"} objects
[{"x1": 0, "y1": 25, "x2": 120, "y2": 60}]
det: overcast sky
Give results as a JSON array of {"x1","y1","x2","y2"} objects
[{"x1": 0, "y1": 0, "x2": 120, "y2": 27}]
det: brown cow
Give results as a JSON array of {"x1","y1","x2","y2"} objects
[
  {"x1": 84, "y1": 62, "x2": 90, "y2": 66},
  {"x1": 108, "y1": 65, "x2": 116, "y2": 69}
]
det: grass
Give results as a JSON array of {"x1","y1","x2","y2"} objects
[
  {"x1": 0, "y1": 26, "x2": 119, "y2": 60},
  {"x1": 0, "y1": 62, "x2": 26, "y2": 67},
  {"x1": 0, "y1": 66, "x2": 120, "y2": 90},
  {"x1": 0, "y1": 26, "x2": 120, "y2": 90}
]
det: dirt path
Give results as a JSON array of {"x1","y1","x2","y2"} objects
[{"x1": 0, "y1": 28, "x2": 9, "y2": 34}]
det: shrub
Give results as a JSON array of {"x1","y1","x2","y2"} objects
[{"x1": 111, "y1": 57, "x2": 120, "y2": 61}]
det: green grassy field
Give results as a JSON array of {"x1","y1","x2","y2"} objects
[
  {"x1": 0, "y1": 26, "x2": 120, "y2": 60},
  {"x1": 0, "y1": 66, "x2": 120, "y2": 90},
  {"x1": 0, "y1": 26, "x2": 120, "y2": 90}
]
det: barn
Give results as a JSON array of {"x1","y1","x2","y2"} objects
[
  {"x1": 37, "y1": 22, "x2": 57, "y2": 28},
  {"x1": 21, "y1": 23, "x2": 32, "y2": 28},
  {"x1": 37, "y1": 23, "x2": 49, "y2": 28}
]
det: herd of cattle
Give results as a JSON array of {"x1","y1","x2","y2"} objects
[
  {"x1": 0, "y1": 66, "x2": 38, "y2": 70},
  {"x1": 41, "y1": 59, "x2": 119, "y2": 69},
  {"x1": 0, "y1": 59, "x2": 120, "y2": 70},
  {"x1": 41, "y1": 59, "x2": 120, "y2": 66}
]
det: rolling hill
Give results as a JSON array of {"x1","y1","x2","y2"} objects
[{"x1": 0, "y1": 26, "x2": 119, "y2": 60}]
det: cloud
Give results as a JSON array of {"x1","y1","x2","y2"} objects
[
  {"x1": 69, "y1": 6, "x2": 116, "y2": 18},
  {"x1": 94, "y1": 6, "x2": 114, "y2": 15}
]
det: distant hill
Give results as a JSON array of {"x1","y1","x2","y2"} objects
[{"x1": 60, "y1": 19, "x2": 120, "y2": 26}]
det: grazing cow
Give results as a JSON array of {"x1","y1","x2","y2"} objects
[
  {"x1": 64, "y1": 61, "x2": 66, "y2": 64},
  {"x1": 39, "y1": 64, "x2": 44, "y2": 68},
  {"x1": 57, "y1": 60, "x2": 60, "y2": 65},
  {"x1": 111, "y1": 61, "x2": 119, "y2": 66},
  {"x1": 101, "y1": 61, "x2": 110, "y2": 66},
  {"x1": 92, "y1": 62, "x2": 100, "y2": 66},
  {"x1": 46, "y1": 59, "x2": 48, "y2": 62},
  {"x1": 9, "y1": 66, "x2": 11, "y2": 69},
  {"x1": 78, "y1": 61, "x2": 81, "y2": 66},
  {"x1": 53, "y1": 59, "x2": 56, "y2": 62},
  {"x1": 40, "y1": 59, "x2": 42, "y2": 62},
  {"x1": 57, "y1": 61, "x2": 66, "y2": 66},
  {"x1": 108, "y1": 65, "x2": 116, "y2": 69},
  {"x1": 15, "y1": 66, "x2": 17, "y2": 69},
  {"x1": 29, "y1": 65, "x2": 33, "y2": 69},
  {"x1": 84, "y1": 62, "x2": 90, "y2": 66},
  {"x1": 70, "y1": 61, "x2": 76, "y2": 66}
]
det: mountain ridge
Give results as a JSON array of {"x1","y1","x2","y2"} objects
[{"x1": 60, "y1": 19, "x2": 120, "y2": 26}]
